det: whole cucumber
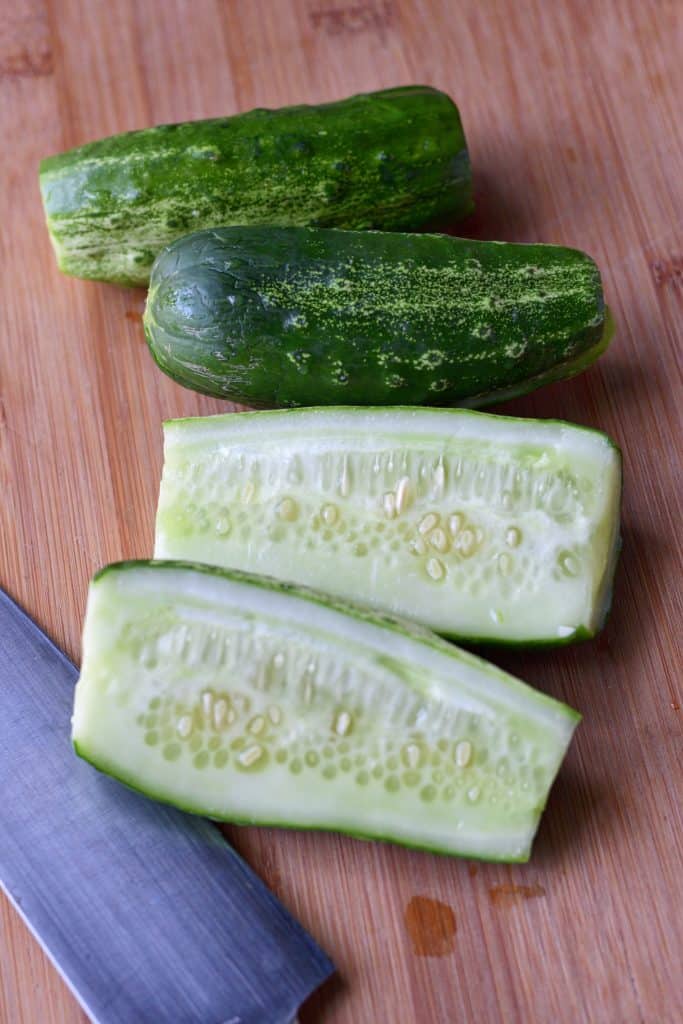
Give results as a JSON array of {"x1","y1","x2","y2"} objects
[
  {"x1": 39, "y1": 86, "x2": 472, "y2": 286},
  {"x1": 143, "y1": 226, "x2": 610, "y2": 408}
]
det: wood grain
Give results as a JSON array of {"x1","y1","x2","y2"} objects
[{"x1": 0, "y1": 1, "x2": 681, "y2": 1021}]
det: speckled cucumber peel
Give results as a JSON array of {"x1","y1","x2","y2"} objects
[
  {"x1": 72, "y1": 560, "x2": 580, "y2": 862},
  {"x1": 39, "y1": 86, "x2": 472, "y2": 286},
  {"x1": 154, "y1": 406, "x2": 622, "y2": 645},
  {"x1": 142, "y1": 226, "x2": 610, "y2": 408}
]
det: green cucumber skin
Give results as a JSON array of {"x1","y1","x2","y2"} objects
[
  {"x1": 143, "y1": 226, "x2": 607, "y2": 408},
  {"x1": 39, "y1": 86, "x2": 472, "y2": 286},
  {"x1": 76, "y1": 559, "x2": 580, "y2": 861}
]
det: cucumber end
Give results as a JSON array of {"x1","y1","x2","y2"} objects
[{"x1": 462, "y1": 306, "x2": 616, "y2": 410}]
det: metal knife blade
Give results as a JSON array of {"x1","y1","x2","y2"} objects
[{"x1": 0, "y1": 586, "x2": 334, "y2": 1024}]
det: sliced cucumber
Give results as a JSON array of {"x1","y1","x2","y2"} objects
[
  {"x1": 73, "y1": 561, "x2": 580, "y2": 861},
  {"x1": 154, "y1": 407, "x2": 622, "y2": 644}
]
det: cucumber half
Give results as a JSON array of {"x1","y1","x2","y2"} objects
[
  {"x1": 73, "y1": 561, "x2": 580, "y2": 861},
  {"x1": 154, "y1": 407, "x2": 622, "y2": 644}
]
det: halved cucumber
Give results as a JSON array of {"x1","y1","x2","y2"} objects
[
  {"x1": 154, "y1": 407, "x2": 622, "y2": 644},
  {"x1": 73, "y1": 561, "x2": 580, "y2": 861}
]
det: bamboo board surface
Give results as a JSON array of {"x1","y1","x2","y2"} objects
[{"x1": 0, "y1": 1, "x2": 681, "y2": 1021}]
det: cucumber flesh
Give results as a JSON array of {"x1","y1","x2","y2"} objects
[
  {"x1": 154, "y1": 407, "x2": 622, "y2": 644},
  {"x1": 72, "y1": 561, "x2": 580, "y2": 861}
]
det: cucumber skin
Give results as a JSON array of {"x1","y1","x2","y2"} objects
[
  {"x1": 39, "y1": 86, "x2": 472, "y2": 286},
  {"x1": 76, "y1": 559, "x2": 581, "y2": 862},
  {"x1": 143, "y1": 226, "x2": 608, "y2": 409}
]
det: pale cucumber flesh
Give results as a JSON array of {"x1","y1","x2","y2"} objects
[
  {"x1": 72, "y1": 562, "x2": 580, "y2": 861},
  {"x1": 154, "y1": 407, "x2": 622, "y2": 644}
]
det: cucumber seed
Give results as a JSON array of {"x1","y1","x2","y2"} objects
[
  {"x1": 212, "y1": 699, "x2": 229, "y2": 730},
  {"x1": 333, "y1": 710, "x2": 353, "y2": 736},
  {"x1": 267, "y1": 705, "x2": 282, "y2": 725},
  {"x1": 429, "y1": 528, "x2": 449, "y2": 553},
  {"x1": 321, "y1": 503, "x2": 339, "y2": 525},
  {"x1": 238, "y1": 745, "x2": 264, "y2": 768},
  {"x1": 395, "y1": 476, "x2": 412, "y2": 514},
  {"x1": 458, "y1": 529, "x2": 475, "y2": 557},
  {"x1": 382, "y1": 491, "x2": 397, "y2": 519},
  {"x1": 176, "y1": 715, "x2": 193, "y2": 739},
  {"x1": 418, "y1": 512, "x2": 439, "y2": 535},
  {"x1": 505, "y1": 526, "x2": 522, "y2": 548},
  {"x1": 426, "y1": 557, "x2": 445, "y2": 581},
  {"x1": 455, "y1": 740, "x2": 472, "y2": 767},
  {"x1": 448, "y1": 512, "x2": 464, "y2": 536},
  {"x1": 276, "y1": 497, "x2": 299, "y2": 522}
]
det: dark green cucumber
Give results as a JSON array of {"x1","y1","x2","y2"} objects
[
  {"x1": 72, "y1": 559, "x2": 580, "y2": 861},
  {"x1": 143, "y1": 227, "x2": 610, "y2": 408},
  {"x1": 39, "y1": 86, "x2": 472, "y2": 286}
]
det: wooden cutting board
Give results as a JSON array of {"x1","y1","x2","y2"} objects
[{"x1": 1, "y1": 1, "x2": 681, "y2": 1021}]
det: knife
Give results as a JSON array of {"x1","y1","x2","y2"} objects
[{"x1": 0, "y1": 586, "x2": 334, "y2": 1023}]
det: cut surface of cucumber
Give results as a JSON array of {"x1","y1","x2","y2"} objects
[
  {"x1": 72, "y1": 561, "x2": 580, "y2": 861},
  {"x1": 154, "y1": 407, "x2": 622, "y2": 644}
]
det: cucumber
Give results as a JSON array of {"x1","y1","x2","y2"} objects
[
  {"x1": 39, "y1": 86, "x2": 472, "y2": 286},
  {"x1": 143, "y1": 226, "x2": 610, "y2": 408},
  {"x1": 154, "y1": 407, "x2": 622, "y2": 644},
  {"x1": 72, "y1": 560, "x2": 580, "y2": 861}
]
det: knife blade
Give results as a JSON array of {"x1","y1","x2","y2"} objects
[{"x1": 0, "y1": 586, "x2": 334, "y2": 1023}]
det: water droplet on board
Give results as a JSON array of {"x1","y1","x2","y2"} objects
[{"x1": 404, "y1": 896, "x2": 457, "y2": 957}]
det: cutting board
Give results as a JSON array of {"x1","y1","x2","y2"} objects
[{"x1": 1, "y1": 1, "x2": 681, "y2": 1021}]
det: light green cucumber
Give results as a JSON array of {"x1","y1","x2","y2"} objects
[
  {"x1": 154, "y1": 407, "x2": 622, "y2": 645},
  {"x1": 72, "y1": 560, "x2": 580, "y2": 861}
]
